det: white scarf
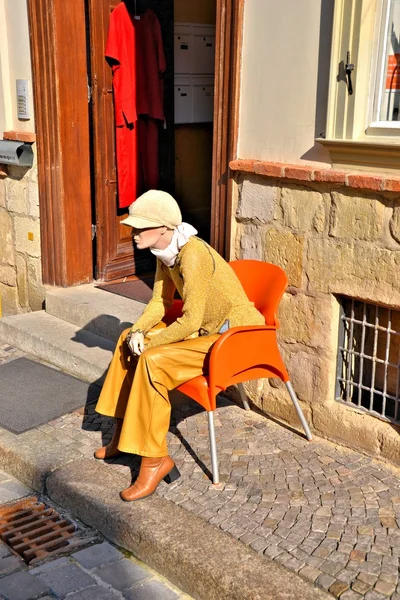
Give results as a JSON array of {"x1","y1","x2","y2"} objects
[{"x1": 150, "y1": 223, "x2": 198, "y2": 267}]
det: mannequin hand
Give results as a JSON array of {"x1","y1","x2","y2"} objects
[{"x1": 126, "y1": 330, "x2": 145, "y2": 356}]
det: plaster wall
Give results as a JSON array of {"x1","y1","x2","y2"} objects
[
  {"x1": 0, "y1": 0, "x2": 34, "y2": 133},
  {"x1": 0, "y1": 0, "x2": 43, "y2": 316},
  {"x1": 234, "y1": 174, "x2": 400, "y2": 465},
  {"x1": 238, "y1": 0, "x2": 333, "y2": 166}
]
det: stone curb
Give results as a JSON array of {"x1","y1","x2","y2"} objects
[
  {"x1": 0, "y1": 424, "x2": 331, "y2": 599},
  {"x1": 44, "y1": 459, "x2": 331, "y2": 600},
  {"x1": 0, "y1": 427, "x2": 83, "y2": 491}
]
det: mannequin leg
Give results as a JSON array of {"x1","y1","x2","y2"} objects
[
  {"x1": 110, "y1": 334, "x2": 219, "y2": 501},
  {"x1": 117, "y1": 334, "x2": 220, "y2": 456}
]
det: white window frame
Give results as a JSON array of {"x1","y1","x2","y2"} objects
[
  {"x1": 319, "y1": 0, "x2": 400, "y2": 172},
  {"x1": 368, "y1": 0, "x2": 400, "y2": 134}
]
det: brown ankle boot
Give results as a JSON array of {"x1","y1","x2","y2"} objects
[
  {"x1": 120, "y1": 456, "x2": 180, "y2": 502},
  {"x1": 94, "y1": 419, "x2": 123, "y2": 460}
]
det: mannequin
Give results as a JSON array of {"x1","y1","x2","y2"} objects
[{"x1": 94, "y1": 190, "x2": 265, "y2": 502}]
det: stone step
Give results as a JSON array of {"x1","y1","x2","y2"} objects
[
  {"x1": 45, "y1": 283, "x2": 145, "y2": 342},
  {"x1": 0, "y1": 311, "x2": 115, "y2": 382}
]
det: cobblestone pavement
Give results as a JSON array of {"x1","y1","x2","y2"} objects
[
  {"x1": 2, "y1": 343, "x2": 400, "y2": 599},
  {"x1": 0, "y1": 465, "x2": 191, "y2": 600}
]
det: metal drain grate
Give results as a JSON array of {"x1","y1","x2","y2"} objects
[{"x1": 0, "y1": 496, "x2": 85, "y2": 564}]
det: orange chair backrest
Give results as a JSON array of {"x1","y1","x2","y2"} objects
[{"x1": 229, "y1": 260, "x2": 288, "y2": 326}]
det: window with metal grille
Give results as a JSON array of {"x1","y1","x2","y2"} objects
[{"x1": 336, "y1": 297, "x2": 400, "y2": 423}]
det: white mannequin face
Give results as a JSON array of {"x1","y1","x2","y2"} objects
[{"x1": 131, "y1": 226, "x2": 174, "y2": 250}]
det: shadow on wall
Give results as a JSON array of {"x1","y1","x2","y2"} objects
[{"x1": 301, "y1": 0, "x2": 334, "y2": 164}]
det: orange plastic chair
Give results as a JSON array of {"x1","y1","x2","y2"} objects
[{"x1": 174, "y1": 260, "x2": 312, "y2": 484}]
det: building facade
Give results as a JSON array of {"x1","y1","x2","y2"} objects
[{"x1": 1, "y1": 0, "x2": 400, "y2": 463}]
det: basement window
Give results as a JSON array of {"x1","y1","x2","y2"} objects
[{"x1": 336, "y1": 297, "x2": 400, "y2": 423}]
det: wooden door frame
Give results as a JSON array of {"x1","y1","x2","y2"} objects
[
  {"x1": 27, "y1": 0, "x2": 93, "y2": 286},
  {"x1": 27, "y1": 0, "x2": 244, "y2": 286},
  {"x1": 211, "y1": 0, "x2": 244, "y2": 258}
]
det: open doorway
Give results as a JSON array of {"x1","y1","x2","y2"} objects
[
  {"x1": 28, "y1": 0, "x2": 240, "y2": 287},
  {"x1": 173, "y1": 1, "x2": 216, "y2": 242},
  {"x1": 88, "y1": 0, "x2": 216, "y2": 281}
]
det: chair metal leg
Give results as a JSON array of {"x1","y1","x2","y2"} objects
[
  {"x1": 207, "y1": 411, "x2": 220, "y2": 484},
  {"x1": 237, "y1": 383, "x2": 251, "y2": 411},
  {"x1": 285, "y1": 381, "x2": 313, "y2": 441}
]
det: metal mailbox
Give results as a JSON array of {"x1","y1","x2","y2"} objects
[{"x1": 0, "y1": 140, "x2": 34, "y2": 167}]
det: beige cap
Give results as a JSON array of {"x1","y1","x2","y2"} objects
[{"x1": 120, "y1": 190, "x2": 182, "y2": 230}]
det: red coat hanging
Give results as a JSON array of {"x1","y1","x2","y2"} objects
[{"x1": 105, "y1": 3, "x2": 166, "y2": 209}]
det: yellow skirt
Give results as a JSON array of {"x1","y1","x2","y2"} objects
[{"x1": 95, "y1": 325, "x2": 219, "y2": 457}]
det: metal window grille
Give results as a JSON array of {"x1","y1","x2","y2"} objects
[{"x1": 336, "y1": 297, "x2": 400, "y2": 423}]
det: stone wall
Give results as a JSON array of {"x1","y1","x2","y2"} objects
[
  {"x1": 234, "y1": 173, "x2": 400, "y2": 464},
  {"x1": 0, "y1": 156, "x2": 45, "y2": 316}
]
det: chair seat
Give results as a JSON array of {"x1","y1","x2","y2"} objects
[{"x1": 177, "y1": 376, "x2": 214, "y2": 412}]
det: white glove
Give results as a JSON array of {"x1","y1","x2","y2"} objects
[{"x1": 126, "y1": 330, "x2": 145, "y2": 356}]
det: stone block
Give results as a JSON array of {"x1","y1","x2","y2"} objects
[
  {"x1": 30, "y1": 557, "x2": 70, "y2": 575},
  {"x1": 389, "y1": 206, "x2": 400, "y2": 244},
  {"x1": 0, "y1": 570, "x2": 49, "y2": 600},
  {"x1": 230, "y1": 159, "x2": 255, "y2": 173},
  {"x1": 0, "y1": 282, "x2": 19, "y2": 315},
  {"x1": 278, "y1": 292, "x2": 338, "y2": 351},
  {"x1": 94, "y1": 558, "x2": 149, "y2": 591},
  {"x1": 5, "y1": 177, "x2": 28, "y2": 215},
  {"x1": 374, "y1": 579, "x2": 396, "y2": 595},
  {"x1": 378, "y1": 426, "x2": 400, "y2": 464},
  {"x1": 0, "y1": 542, "x2": 11, "y2": 559},
  {"x1": 0, "y1": 209, "x2": 14, "y2": 265},
  {"x1": 238, "y1": 223, "x2": 263, "y2": 260},
  {"x1": 280, "y1": 187, "x2": 327, "y2": 234},
  {"x1": 284, "y1": 166, "x2": 314, "y2": 181},
  {"x1": 265, "y1": 229, "x2": 304, "y2": 288},
  {"x1": 329, "y1": 193, "x2": 385, "y2": 241},
  {"x1": 27, "y1": 161, "x2": 38, "y2": 184},
  {"x1": 237, "y1": 177, "x2": 278, "y2": 223},
  {"x1": 35, "y1": 563, "x2": 96, "y2": 597},
  {"x1": 0, "y1": 179, "x2": 5, "y2": 208},
  {"x1": 27, "y1": 181, "x2": 40, "y2": 218},
  {"x1": 254, "y1": 162, "x2": 284, "y2": 178},
  {"x1": 314, "y1": 170, "x2": 347, "y2": 184},
  {"x1": 347, "y1": 174, "x2": 382, "y2": 191},
  {"x1": 258, "y1": 380, "x2": 313, "y2": 427},
  {"x1": 285, "y1": 349, "x2": 332, "y2": 405},
  {"x1": 312, "y1": 402, "x2": 381, "y2": 455},
  {"x1": 0, "y1": 264, "x2": 16, "y2": 287},
  {"x1": 67, "y1": 587, "x2": 120, "y2": 600},
  {"x1": 16, "y1": 254, "x2": 28, "y2": 308},
  {"x1": 27, "y1": 257, "x2": 45, "y2": 311},
  {"x1": 0, "y1": 555, "x2": 24, "y2": 577},
  {"x1": 306, "y1": 239, "x2": 400, "y2": 306},
  {"x1": 379, "y1": 203, "x2": 400, "y2": 251},
  {"x1": 72, "y1": 542, "x2": 123, "y2": 570},
  {"x1": 384, "y1": 177, "x2": 400, "y2": 192},
  {"x1": 13, "y1": 216, "x2": 41, "y2": 257}
]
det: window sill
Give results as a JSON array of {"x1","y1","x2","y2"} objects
[
  {"x1": 316, "y1": 138, "x2": 400, "y2": 173},
  {"x1": 229, "y1": 158, "x2": 400, "y2": 193}
]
